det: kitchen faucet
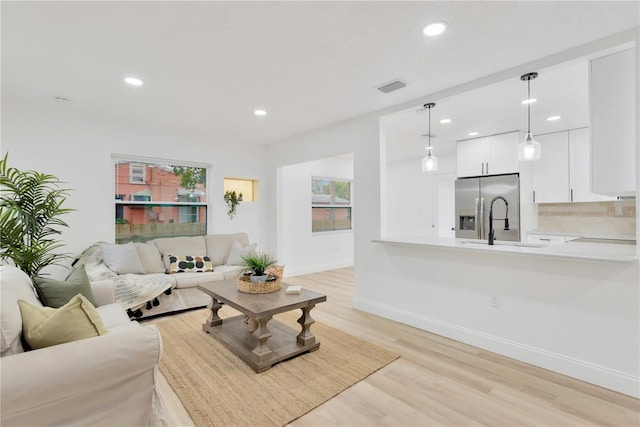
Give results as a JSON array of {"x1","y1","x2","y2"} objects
[{"x1": 488, "y1": 196, "x2": 510, "y2": 245}]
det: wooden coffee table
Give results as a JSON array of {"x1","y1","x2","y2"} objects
[{"x1": 197, "y1": 280, "x2": 327, "y2": 372}]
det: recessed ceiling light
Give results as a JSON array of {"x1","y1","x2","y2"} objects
[
  {"x1": 468, "y1": 131, "x2": 479, "y2": 136},
  {"x1": 254, "y1": 109, "x2": 267, "y2": 116},
  {"x1": 521, "y1": 98, "x2": 537, "y2": 105},
  {"x1": 124, "y1": 77, "x2": 144, "y2": 86},
  {"x1": 547, "y1": 115, "x2": 562, "y2": 121},
  {"x1": 440, "y1": 118, "x2": 452, "y2": 124},
  {"x1": 423, "y1": 21, "x2": 447, "y2": 37}
]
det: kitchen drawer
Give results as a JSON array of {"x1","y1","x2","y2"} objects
[{"x1": 527, "y1": 234, "x2": 575, "y2": 245}]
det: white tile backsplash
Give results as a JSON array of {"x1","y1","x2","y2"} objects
[{"x1": 537, "y1": 200, "x2": 636, "y2": 238}]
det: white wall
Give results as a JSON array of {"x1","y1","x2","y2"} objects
[
  {"x1": 1, "y1": 98, "x2": 273, "y2": 277},
  {"x1": 278, "y1": 154, "x2": 354, "y2": 276},
  {"x1": 384, "y1": 151, "x2": 457, "y2": 238},
  {"x1": 356, "y1": 245, "x2": 639, "y2": 397},
  {"x1": 267, "y1": 31, "x2": 640, "y2": 397}
]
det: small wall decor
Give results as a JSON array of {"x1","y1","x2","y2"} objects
[{"x1": 224, "y1": 190, "x2": 243, "y2": 219}]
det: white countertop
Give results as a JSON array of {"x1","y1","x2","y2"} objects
[
  {"x1": 374, "y1": 236, "x2": 638, "y2": 264},
  {"x1": 526, "y1": 229, "x2": 637, "y2": 241}
]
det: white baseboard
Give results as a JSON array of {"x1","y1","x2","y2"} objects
[
  {"x1": 353, "y1": 297, "x2": 640, "y2": 398},
  {"x1": 285, "y1": 260, "x2": 354, "y2": 278}
]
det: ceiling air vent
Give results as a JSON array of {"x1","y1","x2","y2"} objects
[{"x1": 376, "y1": 79, "x2": 407, "y2": 94}]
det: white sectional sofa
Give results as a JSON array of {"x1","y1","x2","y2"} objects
[
  {"x1": 74, "y1": 232, "x2": 252, "y2": 319},
  {"x1": 0, "y1": 265, "x2": 169, "y2": 426}
]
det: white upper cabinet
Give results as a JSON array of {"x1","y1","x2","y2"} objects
[
  {"x1": 531, "y1": 132, "x2": 570, "y2": 203},
  {"x1": 457, "y1": 138, "x2": 487, "y2": 177},
  {"x1": 568, "y1": 128, "x2": 616, "y2": 202},
  {"x1": 457, "y1": 131, "x2": 520, "y2": 178},
  {"x1": 589, "y1": 47, "x2": 637, "y2": 196},
  {"x1": 488, "y1": 132, "x2": 521, "y2": 176},
  {"x1": 530, "y1": 128, "x2": 616, "y2": 203}
]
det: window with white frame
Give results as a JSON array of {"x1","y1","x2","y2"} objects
[
  {"x1": 311, "y1": 177, "x2": 352, "y2": 232},
  {"x1": 114, "y1": 155, "x2": 211, "y2": 243}
]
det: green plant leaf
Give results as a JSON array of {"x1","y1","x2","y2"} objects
[{"x1": 0, "y1": 153, "x2": 74, "y2": 276}]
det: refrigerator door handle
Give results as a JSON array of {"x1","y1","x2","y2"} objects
[
  {"x1": 475, "y1": 198, "x2": 480, "y2": 239},
  {"x1": 479, "y1": 197, "x2": 485, "y2": 239}
]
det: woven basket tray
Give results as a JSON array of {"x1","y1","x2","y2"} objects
[{"x1": 237, "y1": 265, "x2": 284, "y2": 294}]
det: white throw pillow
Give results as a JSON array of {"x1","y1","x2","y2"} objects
[
  {"x1": 226, "y1": 241, "x2": 257, "y2": 265},
  {"x1": 101, "y1": 242, "x2": 145, "y2": 274},
  {"x1": 84, "y1": 262, "x2": 118, "y2": 282},
  {"x1": 134, "y1": 242, "x2": 166, "y2": 274}
]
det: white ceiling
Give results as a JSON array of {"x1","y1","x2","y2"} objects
[
  {"x1": 384, "y1": 58, "x2": 592, "y2": 162},
  {"x1": 2, "y1": 1, "x2": 638, "y2": 145}
]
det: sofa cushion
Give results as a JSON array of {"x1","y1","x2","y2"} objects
[
  {"x1": 172, "y1": 272, "x2": 226, "y2": 289},
  {"x1": 96, "y1": 303, "x2": 137, "y2": 330},
  {"x1": 213, "y1": 264, "x2": 244, "y2": 280},
  {"x1": 226, "y1": 241, "x2": 257, "y2": 265},
  {"x1": 101, "y1": 242, "x2": 145, "y2": 274},
  {"x1": 205, "y1": 233, "x2": 249, "y2": 265},
  {"x1": 1, "y1": 266, "x2": 42, "y2": 356},
  {"x1": 152, "y1": 236, "x2": 207, "y2": 272},
  {"x1": 84, "y1": 262, "x2": 118, "y2": 282},
  {"x1": 168, "y1": 255, "x2": 213, "y2": 274},
  {"x1": 32, "y1": 266, "x2": 97, "y2": 308},
  {"x1": 134, "y1": 242, "x2": 166, "y2": 274},
  {"x1": 18, "y1": 294, "x2": 108, "y2": 350}
]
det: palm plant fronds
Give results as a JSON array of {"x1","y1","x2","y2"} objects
[{"x1": 0, "y1": 153, "x2": 74, "y2": 276}]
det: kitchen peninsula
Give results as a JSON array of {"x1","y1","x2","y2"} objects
[{"x1": 375, "y1": 236, "x2": 638, "y2": 263}]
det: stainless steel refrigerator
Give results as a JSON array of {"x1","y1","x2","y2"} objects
[{"x1": 455, "y1": 173, "x2": 520, "y2": 242}]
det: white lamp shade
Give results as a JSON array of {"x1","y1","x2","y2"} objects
[
  {"x1": 518, "y1": 132, "x2": 541, "y2": 161},
  {"x1": 421, "y1": 151, "x2": 438, "y2": 172}
]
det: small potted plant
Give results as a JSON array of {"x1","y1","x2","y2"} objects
[{"x1": 240, "y1": 252, "x2": 276, "y2": 283}]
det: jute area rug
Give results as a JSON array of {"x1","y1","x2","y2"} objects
[{"x1": 154, "y1": 308, "x2": 399, "y2": 427}]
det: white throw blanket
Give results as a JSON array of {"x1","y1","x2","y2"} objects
[{"x1": 73, "y1": 243, "x2": 173, "y2": 311}]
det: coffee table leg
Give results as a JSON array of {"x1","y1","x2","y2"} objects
[
  {"x1": 297, "y1": 305, "x2": 317, "y2": 346},
  {"x1": 204, "y1": 298, "x2": 223, "y2": 328},
  {"x1": 252, "y1": 316, "x2": 274, "y2": 363}
]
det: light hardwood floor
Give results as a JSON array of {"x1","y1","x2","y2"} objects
[{"x1": 283, "y1": 267, "x2": 640, "y2": 427}]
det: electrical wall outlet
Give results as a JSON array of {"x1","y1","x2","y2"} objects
[{"x1": 490, "y1": 295, "x2": 500, "y2": 308}]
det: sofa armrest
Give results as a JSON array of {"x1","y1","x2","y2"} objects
[
  {"x1": 91, "y1": 279, "x2": 116, "y2": 306},
  {"x1": 1, "y1": 325, "x2": 167, "y2": 427}
]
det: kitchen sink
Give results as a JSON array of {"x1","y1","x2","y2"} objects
[{"x1": 459, "y1": 240, "x2": 546, "y2": 248}]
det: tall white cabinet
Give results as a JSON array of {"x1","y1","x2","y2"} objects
[{"x1": 590, "y1": 47, "x2": 637, "y2": 196}]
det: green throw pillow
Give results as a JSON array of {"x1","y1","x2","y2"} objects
[
  {"x1": 18, "y1": 294, "x2": 108, "y2": 350},
  {"x1": 32, "y1": 267, "x2": 97, "y2": 308}
]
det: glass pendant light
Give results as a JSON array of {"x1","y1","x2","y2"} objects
[
  {"x1": 421, "y1": 103, "x2": 438, "y2": 172},
  {"x1": 518, "y1": 72, "x2": 541, "y2": 161}
]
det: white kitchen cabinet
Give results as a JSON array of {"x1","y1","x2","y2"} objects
[
  {"x1": 531, "y1": 132, "x2": 570, "y2": 203},
  {"x1": 488, "y1": 132, "x2": 520, "y2": 175},
  {"x1": 457, "y1": 138, "x2": 487, "y2": 177},
  {"x1": 568, "y1": 128, "x2": 616, "y2": 202},
  {"x1": 590, "y1": 47, "x2": 637, "y2": 196},
  {"x1": 527, "y1": 233, "x2": 578, "y2": 245},
  {"x1": 530, "y1": 129, "x2": 616, "y2": 203},
  {"x1": 457, "y1": 131, "x2": 520, "y2": 178}
]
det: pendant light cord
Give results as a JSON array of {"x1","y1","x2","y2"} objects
[
  {"x1": 527, "y1": 78, "x2": 531, "y2": 134},
  {"x1": 428, "y1": 106, "x2": 432, "y2": 149}
]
